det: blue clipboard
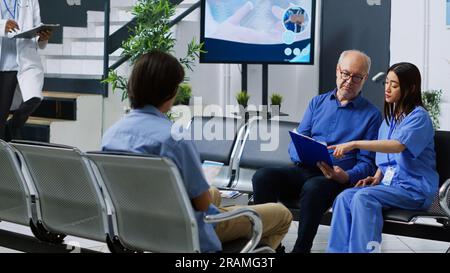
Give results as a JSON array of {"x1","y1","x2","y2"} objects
[{"x1": 289, "y1": 131, "x2": 333, "y2": 167}]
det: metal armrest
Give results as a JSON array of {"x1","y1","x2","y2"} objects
[
  {"x1": 439, "y1": 179, "x2": 450, "y2": 218},
  {"x1": 233, "y1": 118, "x2": 261, "y2": 181},
  {"x1": 229, "y1": 121, "x2": 250, "y2": 170},
  {"x1": 252, "y1": 246, "x2": 275, "y2": 253},
  {"x1": 204, "y1": 207, "x2": 262, "y2": 253}
]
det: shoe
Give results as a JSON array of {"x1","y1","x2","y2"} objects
[
  {"x1": 4, "y1": 122, "x2": 12, "y2": 142},
  {"x1": 275, "y1": 244, "x2": 286, "y2": 253},
  {"x1": 247, "y1": 195, "x2": 254, "y2": 205}
]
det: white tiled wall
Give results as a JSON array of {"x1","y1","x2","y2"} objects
[
  {"x1": 39, "y1": 2, "x2": 134, "y2": 75},
  {"x1": 110, "y1": 0, "x2": 137, "y2": 8}
]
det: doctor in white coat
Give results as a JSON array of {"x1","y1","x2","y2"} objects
[{"x1": 0, "y1": 0, "x2": 51, "y2": 140}]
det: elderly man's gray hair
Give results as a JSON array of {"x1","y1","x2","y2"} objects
[{"x1": 338, "y1": 50, "x2": 372, "y2": 75}]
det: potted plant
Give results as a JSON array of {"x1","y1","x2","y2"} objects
[
  {"x1": 174, "y1": 82, "x2": 192, "y2": 105},
  {"x1": 236, "y1": 91, "x2": 250, "y2": 118},
  {"x1": 422, "y1": 89, "x2": 443, "y2": 129},
  {"x1": 270, "y1": 93, "x2": 283, "y2": 113},
  {"x1": 236, "y1": 91, "x2": 250, "y2": 109},
  {"x1": 103, "y1": 0, "x2": 204, "y2": 101}
]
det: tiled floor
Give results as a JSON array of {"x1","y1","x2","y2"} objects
[
  {"x1": 281, "y1": 221, "x2": 450, "y2": 253},
  {"x1": 0, "y1": 221, "x2": 448, "y2": 253}
]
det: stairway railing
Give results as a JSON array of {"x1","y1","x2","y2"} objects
[
  {"x1": 102, "y1": 0, "x2": 201, "y2": 97},
  {"x1": 103, "y1": 0, "x2": 111, "y2": 97}
]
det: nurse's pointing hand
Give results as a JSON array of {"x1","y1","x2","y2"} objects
[{"x1": 328, "y1": 141, "x2": 357, "y2": 159}]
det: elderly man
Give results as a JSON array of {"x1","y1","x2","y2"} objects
[{"x1": 252, "y1": 50, "x2": 383, "y2": 253}]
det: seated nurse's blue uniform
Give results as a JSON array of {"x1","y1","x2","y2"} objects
[
  {"x1": 327, "y1": 106, "x2": 439, "y2": 253},
  {"x1": 101, "y1": 105, "x2": 222, "y2": 253}
]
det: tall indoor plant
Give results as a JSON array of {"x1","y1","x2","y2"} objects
[
  {"x1": 104, "y1": 0, "x2": 204, "y2": 101},
  {"x1": 174, "y1": 82, "x2": 192, "y2": 105}
]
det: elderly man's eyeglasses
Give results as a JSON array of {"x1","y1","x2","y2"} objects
[{"x1": 338, "y1": 68, "x2": 365, "y2": 84}]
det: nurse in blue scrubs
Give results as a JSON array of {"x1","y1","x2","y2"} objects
[{"x1": 324, "y1": 62, "x2": 439, "y2": 253}]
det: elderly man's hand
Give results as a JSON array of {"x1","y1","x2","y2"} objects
[{"x1": 317, "y1": 162, "x2": 349, "y2": 184}]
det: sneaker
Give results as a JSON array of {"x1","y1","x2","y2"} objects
[
  {"x1": 275, "y1": 244, "x2": 286, "y2": 253},
  {"x1": 4, "y1": 122, "x2": 12, "y2": 142}
]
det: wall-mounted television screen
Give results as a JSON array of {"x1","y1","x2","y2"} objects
[{"x1": 200, "y1": 0, "x2": 316, "y2": 64}]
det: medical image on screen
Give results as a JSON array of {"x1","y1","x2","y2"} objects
[
  {"x1": 200, "y1": 0, "x2": 316, "y2": 64},
  {"x1": 283, "y1": 7, "x2": 309, "y2": 34}
]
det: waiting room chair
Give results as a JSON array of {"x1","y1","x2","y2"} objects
[
  {"x1": 0, "y1": 140, "x2": 67, "y2": 244},
  {"x1": 187, "y1": 116, "x2": 245, "y2": 188},
  {"x1": 231, "y1": 119, "x2": 297, "y2": 193},
  {"x1": 10, "y1": 141, "x2": 114, "y2": 246},
  {"x1": 0, "y1": 140, "x2": 33, "y2": 227},
  {"x1": 87, "y1": 152, "x2": 270, "y2": 253}
]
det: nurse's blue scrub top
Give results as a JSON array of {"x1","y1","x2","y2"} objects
[
  {"x1": 376, "y1": 106, "x2": 439, "y2": 209},
  {"x1": 102, "y1": 105, "x2": 222, "y2": 252}
]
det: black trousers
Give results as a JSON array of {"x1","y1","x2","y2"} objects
[
  {"x1": 252, "y1": 164, "x2": 349, "y2": 253},
  {"x1": 0, "y1": 71, "x2": 41, "y2": 141}
]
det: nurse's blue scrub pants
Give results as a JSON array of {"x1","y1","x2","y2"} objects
[{"x1": 327, "y1": 185, "x2": 425, "y2": 253}]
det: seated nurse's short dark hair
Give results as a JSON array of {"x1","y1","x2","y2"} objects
[{"x1": 127, "y1": 50, "x2": 185, "y2": 109}]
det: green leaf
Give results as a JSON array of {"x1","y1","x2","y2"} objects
[
  {"x1": 236, "y1": 91, "x2": 250, "y2": 106},
  {"x1": 105, "y1": 0, "x2": 203, "y2": 102},
  {"x1": 270, "y1": 93, "x2": 283, "y2": 105},
  {"x1": 422, "y1": 89, "x2": 442, "y2": 129}
]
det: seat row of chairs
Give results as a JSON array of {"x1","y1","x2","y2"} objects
[
  {"x1": 188, "y1": 116, "x2": 450, "y2": 251},
  {"x1": 187, "y1": 116, "x2": 295, "y2": 193},
  {"x1": 0, "y1": 140, "x2": 268, "y2": 253},
  {"x1": 2, "y1": 115, "x2": 449, "y2": 252}
]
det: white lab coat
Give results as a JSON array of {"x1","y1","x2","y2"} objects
[{"x1": 0, "y1": 0, "x2": 47, "y2": 102}]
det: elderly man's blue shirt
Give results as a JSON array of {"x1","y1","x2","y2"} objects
[{"x1": 288, "y1": 90, "x2": 382, "y2": 184}]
